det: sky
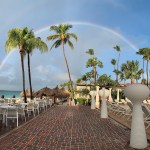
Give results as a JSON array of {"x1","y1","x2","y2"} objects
[{"x1": 0, "y1": 0, "x2": 150, "y2": 91}]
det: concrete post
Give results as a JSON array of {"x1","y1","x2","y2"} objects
[
  {"x1": 89, "y1": 91, "x2": 97, "y2": 109},
  {"x1": 124, "y1": 84, "x2": 149, "y2": 149},
  {"x1": 109, "y1": 88, "x2": 113, "y2": 102},
  {"x1": 96, "y1": 86, "x2": 100, "y2": 108},
  {"x1": 117, "y1": 88, "x2": 120, "y2": 101},
  {"x1": 99, "y1": 88, "x2": 110, "y2": 118}
]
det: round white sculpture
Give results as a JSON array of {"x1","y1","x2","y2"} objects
[
  {"x1": 124, "y1": 84, "x2": 150, "y2": 149},
  {"x1": 89, "y1": 91, "x2": 97, "y2": 109},
  {"x1": 99, "y1": 88, "x2": 110, "y2": 118}
]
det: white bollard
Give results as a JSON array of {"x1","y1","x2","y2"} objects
[
  {"x1": 109, "y1": 88, "x2": 113, "y2": 102},
  {"x1": 96, "y1": 86, "x2": 100, "y2": 108},
  {"x1": 124, "y1": 84, "x2": 150, "y2": 149},
  {"x1": 99, "y1": 88, "x2": 110, "y2": 118},
  {"x1": 89, "y1": 91, "x2": 97, "y2": 109}
]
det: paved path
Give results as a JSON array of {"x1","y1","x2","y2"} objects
[{"x1": 0, "y1": 106, "x2": 133, "y2": 150}]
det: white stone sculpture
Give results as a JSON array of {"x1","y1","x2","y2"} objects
[
  {"x1": 99, "y1": 88, "x2": 110, "y2": 118},
  {"x1": 89, "y1": 91, "x2": 97, "y2": 109},
  {"x1": 124, "y1": 84, "x2": 150, "y2": 149}
]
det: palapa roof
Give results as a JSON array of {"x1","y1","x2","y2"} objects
[
  {"x1": 34, "y1": 86, "x2": 70, "y2": 98},
  {"x1": 20, "y1": 88, "x2": 34, "y2": 97},
  {"x1": 34, "y1": 87, "x2": 54, "y2": 97}
]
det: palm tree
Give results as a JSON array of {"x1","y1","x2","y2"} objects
[
  {"x1": 5, "y1": 27, "x2": 32, "y2": 103},
  {"x1": 111, "y1": 59, "x2": 117, "y2": 80},
  {"x1": 113, "y1": 45, "x2": 121, "y2": 83},
  {"x1": 136, "y1": 48, "x2": 145, "y2": 80},
  {"x1": 46, "y1": 24, "x2": 77, "y2": 98},
  {"x1": 25, "y1": 37, "x2": 48, "y2": 99},
  {"x1": 86, "y1": 49, "x2": 103, "y2": 85},
  {"x1": 111, "y1": 59, "x2": 116, "y2": 70},
  {"x1": 120, "y1": 60, "x2": 143, "y2": 84},
  {"x1": 136, "y1": 48, "x2": 150, "y2": 86}
]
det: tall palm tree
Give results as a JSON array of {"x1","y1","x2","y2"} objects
[
  {"x1": 136, "y1": 48, "x2": 145, "y2": 80},
  {"x1": 25, "y1": 37, "x2": 48, "y2": 99},
  {"x1": 111, "y1": 59, "x2": 117, "y2": 80},
  {"x1": 46, "y1": 24, "x2": 78, "y2": 98},
  {"x1": 86, "y1": 49, "x2": 103, "y2": 85},
  {"x1": 136, "y1": 48, "x2": 150, "y2": 86},
  {"x1": 5, "y1": 27, "x2": 32, "y2": 103},
  {"x1": 113, "y1": 45, "x2": 121, "y2": 83},
  {"x1": 111, "y1": 59, "x2": 116, "y2": 70},
  {"x1": 120, "y1": 60, "x2": 143, "y2": 84}
]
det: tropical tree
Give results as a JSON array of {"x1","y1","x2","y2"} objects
[
  {"x1": 120, "y1": 60, "x2": 143, "y2": 84},
  {"x1": 111, "y1": 59, "x2": 117, "y2": 81},
  {"x1": 25, "y1": 36, "x2": 48, "y2": 99},
  {"x1": 86, "y1": 49, "x2": 103, "y2": 85},
  {"x1": 113, "y1": 45, "x2": 121, "y2": 83},
  {"x1": 5, "y1": 27, "x2": 32, "y2": 103},
  {"x1": 47, "y1": 24, "x2": 77, "y2": 98},
  {"x1": 111, "y1": 59, "x2": 116, "y2": 70},
  {"x1": 97, "y1": 74, "x2": 117, "y2": 87},
  {"x1": 136, "y1": 48, "x2": 150, "y2": 86}
]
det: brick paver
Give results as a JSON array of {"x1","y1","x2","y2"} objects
[{"x1": 0, "y1": 106, "x2": 134, "y2": 150}]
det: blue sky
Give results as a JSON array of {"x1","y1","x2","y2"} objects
[{"x1": 0, "y1": 0, "x2": 150, "y2": 91}]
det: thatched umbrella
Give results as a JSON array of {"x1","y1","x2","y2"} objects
[
  {"x1": 52, "y1": 86, "x2": 70, "y2": 98},
  {"x1": 34, "y1": 87, "x2": 54, "y2": 98},
  {"x1": 20, "y1": 88, "x2": 34, "y2": 98}
]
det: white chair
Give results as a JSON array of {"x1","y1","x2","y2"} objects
[
  {"x1": 142, "y1": 105, "x2": 150, "y2": 129},
  {"x1": 0, "y1": 108, "x2": 6, "y2": 123},
  {"x1": 39, "y1": 101, "x2": 45, "y2": 111},
  {"x1": 26, "y1": 103, "x2": 35, "y2": 117},
  {"x1": 17, "y1": 104, "x2": 26, "y2": 122},
  {"x1": 34, "y1": 101, "x2": 39, "y2": 115},
  {"x1": 6, "y1": 108, "x2": 18, "y2": 127}
]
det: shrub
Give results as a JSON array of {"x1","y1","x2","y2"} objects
[{"x1": 77, "y1": 98, "x2": 86, "y2": 105}]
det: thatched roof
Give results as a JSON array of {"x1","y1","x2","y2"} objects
[
  {"x1": 20, "y1": 88, "x2": 34, "y2": 97},
  {"x1": 34, "y1": 87, "x2": 54, "y2": 98},
  {"x1": 34, "y1": 86, "x2": 70, "y2": 98},
  {"x1": 52, "y1": 86, "x2": 70, "y2": 98}
]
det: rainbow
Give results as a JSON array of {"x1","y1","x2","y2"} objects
[{"x1": 0, "y1": 21, "x2": 138, "y2": 70}]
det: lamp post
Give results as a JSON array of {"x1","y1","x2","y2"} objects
[
  {"x1": 124, "y1": 84, "x2": 149, "y2": 149},
  {"x1": 99, "y1": 88, "x2": 110, "y2": 118},
  {"x1": 89, "y1": 91, "x2": 97, "y2": 109}
]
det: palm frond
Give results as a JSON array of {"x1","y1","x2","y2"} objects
[
  {"x1": 50, "y1": 40, "x2": 61, "y2": 50},
  {"x1": 68, "y1": 40, "x2": 74, "y2": 50},
  {"x1": 86, "y1": 49, "x2": 94, "y2": 55},
  {"x1": 46, "y1": 34, "x2": 60, "y2": 41},
  {"x1": 66, "y1": 33, "x2": 78, "y2": 41},
  {"x1": 50, "y1": 26, "x2": 60, "y2": 33}
]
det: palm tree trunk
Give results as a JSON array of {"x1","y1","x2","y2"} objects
[
  {"x1": 131, "y1": 78, "x2": 135, "y2": 84},
  {"x1": 116, "y1": 53, "x2": 120, "y2": 83},
  {"x1": 146, "y1": 60, "x2": 149, "y2": 86},
  {"x1": 20, "y1": 52, "x2": 27, "y2": 103},
  {"x1": 27, "y1": 52, "x2": 33, "y2": 100},
  {"x1": 94, "y1": 66, "x2": 96, "y2": 86},
  {"x1": 62, "y1": 41, "x2": 74, "y2": 98},
  {"x1": 142, "y1": 58, "x2": 145, "y2": 79}
]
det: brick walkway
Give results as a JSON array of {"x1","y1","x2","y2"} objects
[{"x1": 0, "y1": 106, "x2": 134, "y2": 150}]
